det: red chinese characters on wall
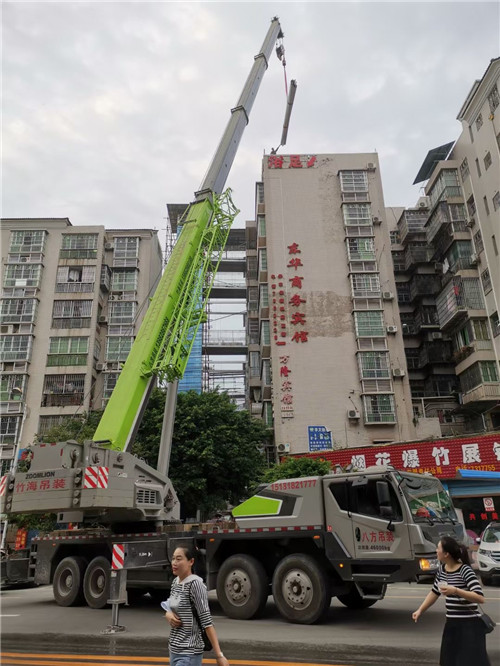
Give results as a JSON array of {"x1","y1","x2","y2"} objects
[
  {"x1": 279, "y1": 355, "x2": 294, "y2": 418},
  {"x1": 270, "y1": 273, "x2": 287, "y2": 347},
  {"x1": 267, "y1": 155, "x2": 317, "y2": 169},
  {"x1": 287, "y1": 242, "x2": 308, "y2": 343}
]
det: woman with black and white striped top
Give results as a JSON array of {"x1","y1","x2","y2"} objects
[
  {"x1": 412, "y1": 536, "x2": 491, "y2": 666},
  {"x1": 163, "y1": 546, "x2": 230, "y2": 666}
]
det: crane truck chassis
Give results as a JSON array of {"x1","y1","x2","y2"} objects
[{"x1": 2, "y1": 464, "x2": 463, "y2": 624}]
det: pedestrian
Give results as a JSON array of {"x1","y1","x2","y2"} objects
[
  {"x1": 163, "y1": 545, "x2": 230, "y2": 666},
  {"x1": 412, "y1": 536, "x2": 491, "y2": 666}
]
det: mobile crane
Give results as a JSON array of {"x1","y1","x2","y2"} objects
[{"x1": 0, "y1": 18, "x2": 464, "y2": 625}]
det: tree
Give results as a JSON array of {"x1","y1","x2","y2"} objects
[
  {"x1": 35, "y1": 410, "x2": 104, "y2": 445},
  {"x1": 164, "y1": 390, "x2": 270, "y2": 520},
  {"x1": 261, "y1": 456, "x2": 332, "y2": 483}
]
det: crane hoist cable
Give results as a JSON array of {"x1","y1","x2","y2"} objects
[{"x1": 276, "y1": 36, "x2": 288, "y2": 96}]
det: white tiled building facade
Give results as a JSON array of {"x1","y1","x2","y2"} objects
[{"x1": 0, "y1": 218, "x2": 162, "y2": 471}]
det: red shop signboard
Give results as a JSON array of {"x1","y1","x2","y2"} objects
[{"x1": 303, "y1": 433, "x2": 500, "y2": 480}]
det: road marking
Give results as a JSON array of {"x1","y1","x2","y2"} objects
[{"x1": 0, "y1": 654, "x2": 353, "y2": 666}]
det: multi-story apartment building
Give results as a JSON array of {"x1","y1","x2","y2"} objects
[
  {"x1": 0, "y1": 218, "x2": 163, "y2": 471},
  {"x1": 388, "y1": 57, "x2": 500, "y2": 434},
  {"x1": 246, "y1": 153, "x2": 441, "y2": 455}
]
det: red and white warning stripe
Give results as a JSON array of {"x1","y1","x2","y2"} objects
[
  {"x1": 83, "y1": 466, "x2": 109, "y2": 489},
  {"x1": 0, "y1": 476, "x2": 8, "y2": 497},
  {"x1": 112, "y1": 543, "x2": 125, "y2": 570}
]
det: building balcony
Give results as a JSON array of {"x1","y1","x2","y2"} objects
[
  {"x1": 409, "y1": 275, "x2": 441, "y2": 302},
  {"x1": 419, "y1": 343, "x2": 453, "y2": 368},
  {"x1": 0, "y1": 400, "x2": 25, "y2": 415},
  {"x1": 398, "y1": 210, "x2": 428, "y2": 245},
  {"x1": 461, "y1": 383, "x2": 500, "y2": 405},
  {"x1": 436, "y1": 276, "x2": 485, "y2": 331},
  {"x1": 404, "y1": 246, "x2": 434, "y2": 271}
]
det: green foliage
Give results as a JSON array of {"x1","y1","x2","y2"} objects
[
  {"x1": 134, "y1": 389, "x2": 270, "y2": 519},
  {"x1": 37, "y1": 410, "x2": 104, "y2": 444},
  {"x1": 261, "y1": 456, "x2": 332, "y2": 483},
  {"x1": 9, "y1": 512, "x2": 58, "y2": 531}
]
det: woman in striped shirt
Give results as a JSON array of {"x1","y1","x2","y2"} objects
[
  {"x1": 163, "y1": 545, "x2": 230, "y2": 666},
  {"x1": 412, "y1": 536, "x2": 491, "y2": 666}
]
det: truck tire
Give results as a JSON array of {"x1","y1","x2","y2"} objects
[
  {"x1": 272, "y1": 554, "x2": 330, "y2": 624},
  {"x1": 337, "y1": 583, "x2": 382, "y2": 609},
  {"x1": 83, "y1": 556, "x2": 110, "y2": 609},
  {"x1": 53, "y1": 556, "x2": 87, "y2": 607},
  {"x1": 216, "y1": 554, "x2": 268, "y2": 620}
]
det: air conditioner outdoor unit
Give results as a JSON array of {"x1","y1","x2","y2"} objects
[
  {"x1": 347, "y1": 409, "x2": 360, "y2": 420},
  {"x1": 366, "y1": 162, "x2": 376, "y2": 170},
  {"x1": 387, "y1": 325, "x2": 398, "y2": 334},
  {"x1": 392, "y1": 368, "x2": 405, "y2": 378},
  {"x1": 418, "y1": 202, "x2": 427, "y2": 208},
  {"x1": 469, "y1": 253, "x2": 479, "y2": 266},
  {"x1": 96, "y1": 362, "x2": 106, "y2": 371},
  {"x1": 432, "y1": 331, "x2": 443, "y2": 340},
  {"x1": 105, "y1": 242, "x2": 114, "y2": 250},
  {"x1": 434, "y1": 262, "x2": 444, "y2": 273},
  {"x1": 372, "y1": 216, "x2": 382, "y2": 225},
  {"x1": 277, "y1": 443, "x2": 291, "y2": 453},
  {"x1": 382, "y1": 291, "x2": 394, "y2": 300},
  {"x1": 98, "y1": 315, "x2": 107, "y2": 324}
]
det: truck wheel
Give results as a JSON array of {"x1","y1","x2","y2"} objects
[
  {"x1": 217, "y1": 554, "x2": 268, "y2": 620},
  {"x1": 53, "y1": 556, "x2": 87, "y2": 607},
  {"x1": 337, "y1": 583, "x2": 381, "y2": 609},
  {"x1": 83, "y1": 556, "x2": 110, "y2": 609},
  {"x1": 272, "y1": 554, "x2": 330, "y2": 624}
]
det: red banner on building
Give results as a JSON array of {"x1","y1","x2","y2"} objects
[{"x1": 304, "y1": 433, "x2": 500, "y2": 479}]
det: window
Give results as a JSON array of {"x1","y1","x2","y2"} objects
[
  {"x1": 0, "y1": 375, "x2": 26, "y2": 402},
  {"x1": 460, "y1": 158, "x2": 469, "y2": 180},
  {"x1": 390, "y1": 230, "x2": 400, "y2": 245},
  {"x1": 55, "y1": 266, "x2": 95, "y2": 292},
  {"x1": 105, "y1": 336, "x2": 133, "y2": 361},
  {"x1": 339, "y1": 170, "x2": 368, "y2": 192},
  {"x1": 60, "y1": 234, "x2": 98, "y2": 259},
  {"x1": 0, "y1": 335, "x2": 32, "y2": 361},
  {"x1": 263, "y1": 401, "x2": 273, "y2": 427},
  {"x1": 52, "y1": 300, "x2": 92, "y2": 328},
  {"x1": 473, "y1": 230, "x2": 483, "y2": 255},
  {"x1": 460, "y1": 362, "x2": 499, "y2": 393},
  {"x1": 3, "y1": 264, "x2": 42, "y2": 288},
  {"x1": 475, "y1": 158, "x2": 481, "y2": 178},
  {"x1": 47, "y1": 337, "x2": 89, "y2": 366},
  {"x1": 256, "y1": 182, "x2": 265, "y2": 204},
  {"x1": 472, "y1": 319, "x2": 490, "y2": 341},
  {"x1": 259, "y1": 284, "x2": 269, "y2": 308},
  {"x1": 488, "y1": 84, "x2": 500, "y2": 113},
  {"x1": 448, "y1": 203, "x2": 467, "y2": 222},
  {"x1": 249, "y1": 351, "x2": 260, "y2": 377},
  {"x1": 347, "y1": 237, "x2": 375, "y2": 261},
  {"x1": 109, "y1": 301, "x2": 136, "y2": 325},
  {"x1": 258, "y1": 248, "x2": 267, "y2": 272},
  {"x1": 262, "y1": 359, "x2": 271, "y2": 385},
  {"x1": 481, "y1": 268, "x2": 492, "y2": 294},
  {"x1": 114, "y1": 237, "x2": 139, "y2": 260},
  {"x1": 0, "y1": 299, "x2": 37, "y2": 324},
  {"x1": 467, "y1": 195, "x2": 476, "y2": 217},
  {"x1": 483, "y1": 196, "x2": 490, "y2": 216},
  {"x1": 38, "y1": 415, "x2": 74, "y2": 436},
  {"x1": 260, "y1": 320, "x2": 270, "y2": 346},
  {"x1": 363, "y1": 394, "x2": 396, "y2": 423},
  {"x1": 396, "y1": 282, "x2": 411, "y2": 303},
  {"x1": 111, "y1": 269, "x2": 138, "y2": 292},
  {"x1": 343, "y1": 203, "x2": 372, "y2": 226},
  {"x1": 257, "y1": 215, "x2": 266, "y2": 237},
  {"x1": 358, "y1": 352, "x2": 390, "y2": 379},
  {"x1": 247, "y1": 287, "x2": 258, "y2": 312},
  {"x1": 10, "y1": 230, "x2": 46, "y2": 254},
  {"x1": 490, "y1": 312, "x2": 500, "y2": 338},
  {"x1": 103, "y1": 373, "x2": 119, "y2": 401},
  {"x1": 493, "y1": 191, "x2": 500, "y2": 211},
  {"x1": 481, "y1": 362, "x2": 498, "y2": 383},
  {"x1": 475, "y1": 113, "x2": 483, "y2": 131},
  {"x1": 0, "y1": 416, "x2": 21, "y2": 444},
  {"x1": 42, "y1": 374, "x2": 85, "y2": 407},
  {"x1": 392, "y1": 251, "x2": 405, "y2": 271},
  {"x1": 354, "y1": 311, "x2": 385, "y2": 337},
  {"x1": 484, "y1": 152, "x2": 492, "y2": 170},
  {"x1": 350, "y1": 274, "x2": 380, "y2": 298}
]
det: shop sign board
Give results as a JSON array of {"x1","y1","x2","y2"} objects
[
  {"x1": 305, "y1": 433, "x2": 500, "y2": 480},
  {"x1": 483, "y1": 497, "x2": 495, "y2": 512}
]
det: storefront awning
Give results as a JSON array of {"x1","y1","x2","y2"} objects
[{"x1": 456, "y1": 469, "x2": 500, "y2": 480}]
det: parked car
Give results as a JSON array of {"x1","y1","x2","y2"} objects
[{"x1": 476, "y1": 521, "x2": 500, "y2": 586}]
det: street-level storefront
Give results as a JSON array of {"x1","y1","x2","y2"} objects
[{"x1": 304, "y1": 432, "x2": 500, "y2": 543}]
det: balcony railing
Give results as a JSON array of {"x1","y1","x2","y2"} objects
[
  {"x1": 205, "y1": 330, "x2": 246, "y2": 346},
  {"x1": 404, "y1": 246, "x2": 434, "y2": 271},
  {"x1": 436, "y1": 277, "x2": 484, "y2": 330},
  {"x1": 462, "y1": 383, "x2": 500, "y2": 404}
]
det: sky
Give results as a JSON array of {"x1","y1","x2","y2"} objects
[{"x1": 2, "y1": 1, "x2": 500, "y2": 245}]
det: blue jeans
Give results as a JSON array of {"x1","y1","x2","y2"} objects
[{"x1": 169, "y1": 652, "x2": 203, "y2": 666}]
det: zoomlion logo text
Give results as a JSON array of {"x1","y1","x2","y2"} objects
[{"x1": 25, "y1": 471, "x2": 56, "y2": 480}]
